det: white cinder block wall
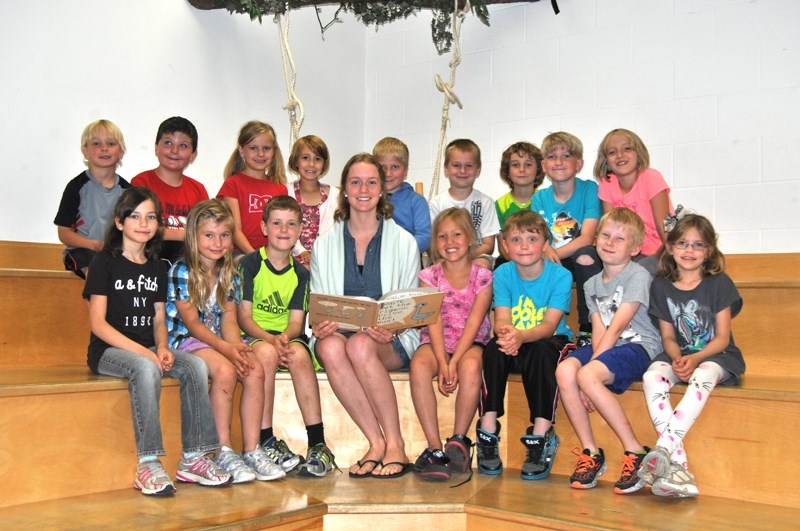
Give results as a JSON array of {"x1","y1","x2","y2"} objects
[
  {"x1": 0, "y1": 1, "x2": 365, "y2": 243},
  {"x1": 1, "y1": 0, "x2": 798, "y2": 253},
  {"x1": 365, "y1": 0, "x2": 800, "y2": 253}
]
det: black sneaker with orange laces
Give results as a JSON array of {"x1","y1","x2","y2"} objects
[
  {"x1": 569, "y1": 447, "x2": 607, "y2": 489},
  {"x1": 613, "y1": 448, "x2": 649, "y2": 494}
]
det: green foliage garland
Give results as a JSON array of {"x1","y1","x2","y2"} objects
[{"x1": 231, "y1": 1, "x2": 490, "y2": 54}]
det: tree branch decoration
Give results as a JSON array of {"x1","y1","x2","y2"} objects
[{"x1": 188, "y1": 1, "x2": 558, "y2": 54}]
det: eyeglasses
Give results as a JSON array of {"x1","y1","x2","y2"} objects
[{"x1": 674, "y1": 240, "x2": 707, "y2": 251}]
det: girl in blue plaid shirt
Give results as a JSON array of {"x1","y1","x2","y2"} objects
[{"x1": 166, "y1": 199, "x2": 285, "y2": 483}]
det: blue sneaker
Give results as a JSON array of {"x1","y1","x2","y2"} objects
[
  {"x1": 476, "y1": 421, "x2": 503, "y2": 475},
  {"x1": 520, "y1": 426, "x2": 559, "y2": 480}
]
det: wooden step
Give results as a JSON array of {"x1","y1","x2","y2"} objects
[
  {"x1": 3, "y1": 366, "x2": 797, "y2": 509},
  {"x1": 5, "y1": 470, "x2": 796, "y2": 530},
  {"x1": 0, "y1": 367, "x2": 471, "y2": 507},
  {"x1": 0, "y1": 481, "x2": 325, "y2": 530},
  {"x1": 506, "y1": 375, "x2": 800, "y2": 509},
  {"x1": 464, "y1": 472, "x2": 800, "y2": 530},
  {"x1": 0, "y1": 269, "x2": 88, "y2": 368},
  {"x1": 0, "y1": 240, "x2": 64, "y2": 270}
]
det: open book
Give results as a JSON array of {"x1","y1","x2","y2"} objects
[{"x1": 308, "y1": 288, "x2": 444, "y2": 331}]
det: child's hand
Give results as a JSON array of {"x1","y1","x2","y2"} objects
[
  {"x1": 365, "y1": 326, "x2": 393, "y2": 345},
  {"x1": 543, "y1": 246, "x2": 561, "y2": 264},
  {"x1": 312, "y1": 320, "x2": 338, "y2": 340},
  {"x1": 296, "y1": 251, "x2": 311, "y2": 267},
  {"x1": 274, "y1": 333, "x2": 292, "y2": 366},
  {"x1": 223, "y1": 342, "x2": 255, "y2": 378},
  {"x1": 156, "y1": 347, "x2": 174, "y2": 372},
  {"x1": 437, "y1": 362, "x2": 455, "y2": 397},
  {"x1": 496, "y1": 326, "x2": 522, "y2": 356},
  {"x1": 673, "y1": 355, "x2": 698, "y2": 382},
  {"x1": 579, "y1": 390, "x2": 597, "y2": 413}
]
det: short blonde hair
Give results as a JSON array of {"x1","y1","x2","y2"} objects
[
  {"x1": 541, "y1": 132, "x2": 583, "y2": 160},
  {"x1": 372, "y1": 137, "x2": 409, "y2": 167},
  {"x1": 444, "y1": 138, "x2": 481, "y2": 167},
  {"x1": 81, "y1": 119, "x2": 126, "y2": 167},
  {"x1": 598, "y1": 207, "x2": 646, "y2": 247}
]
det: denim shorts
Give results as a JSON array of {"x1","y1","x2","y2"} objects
[{"x1": 567, "y1": 342, "x2": 651, "y2": 394}]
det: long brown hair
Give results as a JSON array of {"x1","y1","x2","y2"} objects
[
  {"x1": 656, "y1": 213, "x2": 725, "y2": 281},
  {"x1": 333, "y1": 153, "x2": 393, "y2": 222}
]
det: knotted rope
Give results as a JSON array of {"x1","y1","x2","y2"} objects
[
  {"x1": 276, "y1": 4, "x2": 304, "y2": 146},
  {"x1": 429, "y1": 0, "x2": 470, "y2": 200}
]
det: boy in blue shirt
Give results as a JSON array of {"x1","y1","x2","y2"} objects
[
  {"x1": 555, "y1": 208, "x2": 661, "y2": 494},
  {"x1": 533, "y1": 132, "x2": 602, "y2": 344},
  {"x1": 373, "y1": 137, "x2": 431, "y2": 254},
  {"x1": 476, "y1": 211, "x2": 572, "y2": 480}
]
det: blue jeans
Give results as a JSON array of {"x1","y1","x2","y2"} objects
[{"x1": 97, "y1": 347, "x2": 220, "y2": 458}]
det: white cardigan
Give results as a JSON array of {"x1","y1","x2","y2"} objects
[
  {"x1": 286, "y1": 181, "x2": 340, "y2": 257},
  {"x1": 310, "y1": 218, "x2": 421, "y2": 357}
]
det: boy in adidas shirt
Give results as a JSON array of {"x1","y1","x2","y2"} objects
[{"x1": 237, "y1": 196, "x2": 335, "y2": 478}]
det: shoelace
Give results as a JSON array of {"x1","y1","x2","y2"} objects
[
  {"x1": 307, "y1": 444, "x2": 340, "y2": 472},
  {"x1": 619, "y1": 453, "x2": 639, "y2": 477},
  {"x1": 478, "y1": 437, "x2": 499, "y2": 460},
  {"x1": 572, "y1": 448, "x2": 598, "y2": 475},
  {"x1": 450, "y1": 441, "x2": 474, "y2": 488}
]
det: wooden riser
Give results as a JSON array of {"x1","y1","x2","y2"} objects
[
  {"x1": 0, "y1": 482, "x2": 325, "y2": 530},
  {"x1": 506, "y1": 380, "x2": 799, "y2": 509},
  {"x1": 0, "y1": 371, "x2": 470, "y2": 508},
  {"x1": 0, "y1": 270, "x2": 89, "y2": 368},
  {"x1": 464, "y1": 473, "x2": 800, "y2": 531},
  {"x1": 3, "y1": 370, "x2": 797, "y2": 510}
]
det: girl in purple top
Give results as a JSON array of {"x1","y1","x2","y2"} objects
[{"x1": 409, "y1": 207, "x2": 493, "y2": 481}]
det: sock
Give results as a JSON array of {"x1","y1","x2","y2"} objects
[
  {"x1": 307, "y1": 423, "x2": 325, "y2": 447},
  {"x1": 139, "y1": 455, "x2": 158, "y2": 464},
  {"x1": 260, "y1": 427, "x2": 274, "y2": 446},
  {"x1": 182, "y1": 451, "x2": 201, "y2": 461}
]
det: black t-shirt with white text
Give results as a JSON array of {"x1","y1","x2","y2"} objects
[{"x1": 83, "y1": 251, "x2": 166, "y2": 373}]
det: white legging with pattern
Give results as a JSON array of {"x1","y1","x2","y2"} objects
[{"x1": 642, "y1": 360, "x2": 726, "y2": 469}]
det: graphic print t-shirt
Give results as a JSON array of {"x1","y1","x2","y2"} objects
[
  {"x1": 649, "y1": 273, "x2": 745, "y2": 378},
  {"x1": 584, "y1": 261, "x2": 661, "y2": 359},
  {"x1": 217, "y1": 173, "x2": 288, "y2": 251},
  {"x1": 83, "y1": 251, "x2": 166, "y2": 373},
  {"x1": 492, "y1": 260, "x2": 573, "y2": 339},
  {"x1": 239, "y1": 247, "x2": 309, "y2": 334}
]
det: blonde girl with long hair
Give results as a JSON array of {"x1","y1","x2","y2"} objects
[
  {"x1": 218, "y1": 121, "x2": 288, "y2": 255},
  {"x1": 166, "y1": 199, "x2": 285, "y2": 483}
]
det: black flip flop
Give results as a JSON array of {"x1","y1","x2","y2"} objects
[
  {"x1": 372, "y1": 461, "x2": 412, "y2": 479},
  {"x1": 348, "y1": 459, "x2": 381, "y2": 479}
]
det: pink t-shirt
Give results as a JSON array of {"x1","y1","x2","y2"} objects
[
  {"x1": 216, "y1": 172, "x2": 288, "y2": 251},
  {"x1": 419, "y1": 262, "x2": 493, "y2": 353},
  {"x1": 597, "y1": 168, "x2": 673, "y2": 256}
]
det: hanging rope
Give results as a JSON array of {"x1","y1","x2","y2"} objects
[
  {"x1": 428, "y1": 0, "x2": 470, "y2": 200},
  {"x1": 276, "y1": 4, "x2": 304, "y2": 147}
]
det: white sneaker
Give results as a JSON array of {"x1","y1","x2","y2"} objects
[
  {"x1": 638, "y1": 445, "x2": 671, "y2": 485},
  {"x1": 217, "y1": 448, "x2": 256, "y2": 484},
  {"x1": 244, "y1": 447, "x2": 287, "y2": 481},
  {"x1": 261, "y1": 436, "x2": 303, "y2": 472},
  {"x1": 176, "y1": 453, "x2": 232, "y2": 486},
  {"x1": 134, "y1": 459, "x2": 176, "y2": 496},
  {"x1": 651, "y1": 463, "x2": 699, "y2": 498}
]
